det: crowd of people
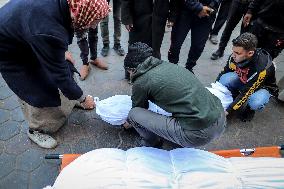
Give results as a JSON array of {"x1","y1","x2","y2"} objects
[{"x1": 0, "y1": 0, "x2": 283, "y2": 149}]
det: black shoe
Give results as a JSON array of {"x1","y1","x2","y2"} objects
[
  {"x1": 138, "y1": 138, "x2": 163, "y2": 149},
  {"x1": 123, "y1": 126, "x2": 137, "y2": 133},
  {"x1": 211, "y1": 49, "x2": 224, "y2": 60},
  {"x1": 185, "y1": 62, "x2": 196, "y2": 74},
  {"x1": 186, "y1": 68, "x2": 194, "y2": 74},
  {"x1": 113, "y1": 44, "x2": 125, "y2": 56},
  {"x1": 101, "y1": 44, "x2": 109, "y2": 57},
  {"x1": 239, "y1": 106, "x2": 255, "y2": 122}
]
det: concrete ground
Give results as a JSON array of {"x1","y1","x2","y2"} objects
[{"x1": 0, "y1": 0, "x2": 284, "y2": 188}]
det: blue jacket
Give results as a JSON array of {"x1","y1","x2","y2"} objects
[{"x1": 0, "y1": 0, "x2": 83, "y2": 107}]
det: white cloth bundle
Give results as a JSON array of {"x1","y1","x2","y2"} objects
[
  {"x1": 49, "y1": 147, "x2": 284, "y2": 189},
  {"x1": 206, "y1": 81, "x2": 233, "y2": 109},
  {"x1": 96, "y1": 95, "x2": 172, "y2": 126}
]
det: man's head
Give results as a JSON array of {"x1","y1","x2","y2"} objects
[
  {"x1": 124, "y1": 42, "x2": 153, "y2": 73},
  {"x1": 232, "y1": 33, "x2": 258, "y2": 63},
  {"x1": 67, "y1": 0, "x2": 110, "y2": 31}
]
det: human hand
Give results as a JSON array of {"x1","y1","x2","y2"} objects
[
  {"x1": 198, "y1": 6, "x2": 213, "y2": 18},
  {"x1": 125, "y1": 24, "x2": 133, "y2": 32},
  {"x1": 243, "y1": 13, "x2": 252, "y2": 27},
  {"x1": 65, "y1": 51, "x2": 75, "y2": 65},
  {"x1": 122, "y1": 121, "x2": 132, "y2": 129},
  {"x1": 81, "y1": 95, "x2": 95, "y2": 110}
]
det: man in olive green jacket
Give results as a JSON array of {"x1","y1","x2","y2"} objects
[{"x1": 125, "y1": 42, "x2": 226, "y2": 148}]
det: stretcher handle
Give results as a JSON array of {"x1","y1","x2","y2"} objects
[{"x1": 45, "y1": 154, "x2": 63, "y2": 159}]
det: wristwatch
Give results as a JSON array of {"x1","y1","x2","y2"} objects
[{"x1": 78, "y1": 95, "x2": 86, "y2": 103}]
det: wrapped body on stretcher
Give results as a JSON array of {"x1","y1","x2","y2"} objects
[{"x1": 44, "y1": 147, "x2": 284, "y2": 189}]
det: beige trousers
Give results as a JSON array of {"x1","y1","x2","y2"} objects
[{"x1": 19, "y1": 92, "x2": 77, "y2": 133}]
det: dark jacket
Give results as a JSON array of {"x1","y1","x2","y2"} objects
[
  {"x1": 131, "y1": 57, "x2": 223, "y2": 130},
  {"x1": 121, "y1": 0, "x2": 181, "y2": 58},
  {"x1": 247, "y1": 0, "x2": 284, "y2": 33},
  {"x1": 217, "y1": 49, "x2": 277, "y2": 113},
  {"x1": 184, "y1": 0, "x2": 220, "y2": 14},
  {"x1": 0, "y1": 0, "x2": 83, "y2": 108}
]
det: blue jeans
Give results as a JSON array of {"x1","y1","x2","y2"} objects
[{"x1": 219, "y1": 72, "x2": 271, "y2": 111}]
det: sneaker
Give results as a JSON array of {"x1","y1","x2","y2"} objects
[
  {"x1": 27, "y1": 130, "x2": 57, "y2": 149},
  {"x1": 211, "y1": 49, "x2": 224, "y2": 60},
  {"x1": 209, "y1": 35, "x2": 218, "y2": 45},
  {"x1": 89, "y1": 58, "x2": 109, "y2": 70},
  {"x1": 79, "y1": 65, "x2": 90, "y2": 80},
  {"x1": 113, "y1": 44, "x2": 125, "y2": 56},
  {"x1": 101, "y1": 44, "x2": 109, "y2": 57}
]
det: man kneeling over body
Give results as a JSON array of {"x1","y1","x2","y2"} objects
[{"x1": 125, "y1": 42, "x2": 226, "y2": 148}]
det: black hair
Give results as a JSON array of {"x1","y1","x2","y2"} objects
[
  {"x1": 124, "y1": 42, "x2": 153, "y2": 69},
  {"x1": 232, "y1": 32, "x2": 258, "y2": 51}
]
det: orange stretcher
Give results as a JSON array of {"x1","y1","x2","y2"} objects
[{"x1": 45, "y1": 145, "x2": 284, "y2": 171}]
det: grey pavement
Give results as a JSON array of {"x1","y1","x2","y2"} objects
[{"x1": 0, "y1": 0, "x2": 284, "y2": 188}]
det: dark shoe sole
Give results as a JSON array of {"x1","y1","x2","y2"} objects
[{"x1": 211, "y1": 53, "x2": 223, "y2": 60}]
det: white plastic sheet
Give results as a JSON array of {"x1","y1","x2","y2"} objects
[
  {"x1": 95, "y1": 95, "x2": 171, "y2": 126},
  {"x1": 96, "y1": 95, "x2": 132, "y2": 126},
  {"x1": 206, "y1": 81, "x2": 233, "y2": 109},
  {"x1": 49, "y1": 147, "x2": 284, "y2": 189}
]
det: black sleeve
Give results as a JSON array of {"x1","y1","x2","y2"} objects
[
  {"x1": 121, "y1": 0, "x2": 133, "y2": 25},
  {"x1": 209, "y1": 0, "x2": 221, "y2": 10},
  {"x1": 226, "y1": 69, "x2": 268, "y2": 113},
  {"x1": 184, "y1": 0, "x2": 204, "y2": 15},
  {"x1": 247, "y1": 0, "x2": 261, "y2": 15},
  {"x1": 30, "y1": 34, "x2": 83, "y2": 100}
]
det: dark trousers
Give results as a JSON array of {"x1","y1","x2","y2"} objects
[
  {"x1": 168, "y1": 10, "x2": 214, "y2": 70},
  {"x1": 249, "y1": 20, "x2": 284, "y2": 59},
  {"x1": 100, "y1": 0, "x2": 122, "y2": 46},
  {"x1": 210, "y1": 0, "x2": 232, "y2": 36},
  {"x1": 76, "y1": 27, "x2": 98, "y2": 65},
  {"x1": 218, "y1": 0, "x2": 249, "y2": 52}
]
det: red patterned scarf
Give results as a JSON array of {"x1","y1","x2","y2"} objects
[{"x1": 67, "y1": 0, "x2": 110, "y2": 31}]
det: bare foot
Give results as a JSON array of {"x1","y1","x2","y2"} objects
[{"x1": 79, "y1": 65, "x2": 90, "y2": 80}]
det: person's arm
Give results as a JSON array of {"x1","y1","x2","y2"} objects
[
  {"x1": 216, "y1": 55, "x2": 234, "y2": 81},
  {"x1": 243, "y1": 0, "x2": 261, "y2": 27},
  {"x1": 184, "y1": 0, "x2": 219, "y2": 15},
  {"x1": 184, "y1": 0, "x2": 204, "y2": 15},
  {"x1": 30, "y1": 34, "x2": 83, "y2": 101},
  {"x1": 131, "y1": 82, "x2": 149, "y2": 109},
  {"x1": 121, "y1": 0, "x2": 133, "y2": 31},
  {"x1": 208, "y1": 0, "x2": 221, "y2": 11},
  {"x1": 226, "y1": 69, "x2": 268, "y2": 113},
  {"x1": 246, "y1": 0, "x2": 261, "y2": 15}
]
